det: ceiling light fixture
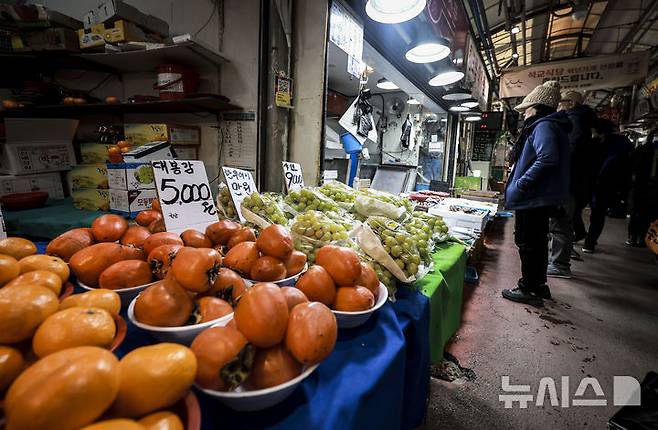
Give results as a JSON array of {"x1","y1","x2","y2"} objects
[
  {"x1": 460, "y1": 100, "x2": 479, "y2": 108},
  {"x1": 512, "y1": 52, "x2": 519, "y2": 59},
  {"x1": 464, "y1": 115, "x2": 482, "y2": 122},
  {"x1": 405, "y1": 37, "x2": 451, "y2": 63},
  {"x1": 376, "y1": 78, "x2": 399, "y2": 90},
  {"x1": 449, "y1": 105, "x2": 469, "y2": 112},
  {"x1": 407, "y1": 98, "x2": 421, "y2": 105},
  {"x1": 429, "y1": 70, "x2": 464, "y2": 86},
  {"x1": 442, "y1": 87, "x2": 472, "y2": 101},
  {"x1": 511, "y1": 26, "x2": 520, "y2": 34},
  {"x1": 365, "y1": 0, "x2": 427, "y2": 24}
]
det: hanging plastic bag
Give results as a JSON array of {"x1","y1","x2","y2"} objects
[
  {"x1": 354, "y1": 188, "x2": 414, "y2": 221},
  {"x1": 217, "y1": 182, "x2": 239, "y2": 220}
]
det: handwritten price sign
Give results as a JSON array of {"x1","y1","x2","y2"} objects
[
  {"x1": 282, "y1": 161, "x2": 304, "y2": 192},
  {"x1": 152, "y1": 160, "x2": 219, "y2": 234},
  {"x1": 222, "y1": 166, "x2": 258, "y2": 222}
]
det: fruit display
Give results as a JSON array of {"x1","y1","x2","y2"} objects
[
  {"x1": 402, "y1": 212, "x2": 449, "y2": 264},
  {"x1": 284, "y1": 188, "x2": 341, "y2": 213},
  {"x1": 218, "y1": 183, "x2": 238, "y2": 220},
  {"x1": 240, "y1": 192, "x2": 289, "y2": 226},
  {"x1": 354, "y1": 188, "x2": 414, "y2": 220},
  {"x1": 191, "y1": 282, "x2": 337, "y2": 394},
  {"x1": 290, "y1": 211, "x2": 350, "y2": 263},
  {"x1": 318, "y1": 180, "x2": 357, "y2": 205}
]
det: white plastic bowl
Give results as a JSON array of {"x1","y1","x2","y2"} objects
[
  {"x1": 332, "y1": 283, "x2": 388, "y2": 329},
  {"x1": 197, "y1": 363, "x2": 319, "y2": 411},
  {"x1": 127, "y1": 296, "x2": 233, "y2": 344},
  {"x1": 78, "y1": 280, "x2": 155, "y2": 308},
  {"x1": 243, "y1": 263, "x2": 308, "y2": 288}
]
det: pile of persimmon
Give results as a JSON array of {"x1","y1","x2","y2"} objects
[
  {"x1": 220, "y1": 222, "x2": 308, "y2": 282},
  {"x1": 2, "y1": 342, "x2": 197, "y2": 430},
  {"x1": 191, "y1": 282, "x2": 337, "y2": 392},
  {"x1": 295, "y1": 245, "x2": 380, "y2": 312}
]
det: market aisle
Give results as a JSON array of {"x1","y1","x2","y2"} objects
[{"x1": 421, "y1": 214, "x2": 658, "y2": 429}]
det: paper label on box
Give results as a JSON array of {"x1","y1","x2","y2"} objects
[
  {"x1": 152, "y1": 160, "x2": 219, "y2": 234},
  {"x1": 282, "y1": 161, "x2": 304, "y2": 192},
  {"x1": 222, "y1": 166, "x2": 257, "y2": 222}
]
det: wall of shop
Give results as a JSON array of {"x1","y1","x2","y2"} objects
[{"x1": 27, "y1": 0, "x2": 260, "y2": 183}]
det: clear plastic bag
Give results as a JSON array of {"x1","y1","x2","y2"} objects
[
  {"x1": 217, "y1": 182, "x2": 239, "y2": 220},
  {"x1": 290, "y1": 211, "x2": 351, "y2": 263},
  {"x1": 240, "y1": 192, "x2": 289, "y2": 226},
  {"x1": 319, "y1": 180, "x2": 357, "y2": 207},
  {"x1": 354, "y1": 188, "x2": 414, "y2": 221},
  {"x1": 284, "y1": 188, "x2": 342, "y2": 214}
]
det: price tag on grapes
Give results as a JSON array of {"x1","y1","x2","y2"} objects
[
  {"x1": 222, "y1": 166, "x2": 258, "y2": 222},
  {"x1": 282, "y1": 161, "x2": 304, "y2": 192},
  {"x1": 152, "y1": 160, "x2": 219, "y2": 234}
]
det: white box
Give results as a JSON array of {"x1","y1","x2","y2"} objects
[
  {"x1": 428, "y1": 206, "x2": 489, "y2": 232},
  {"x1": 1, "y1": 119, "x2": 77, "y2": 175},
  {"x1": 107, "y1": 162, "x2": 155, "y2": 190},
  {"x1": 0, "y1": 173, "x2": 65, "y2": 199},
  {"x1": 109, "y1": 189, "x2": 156, "y2": 218}
]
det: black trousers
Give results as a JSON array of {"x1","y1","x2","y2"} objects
[
  {"x1": 584, "y1": 205, "x2": 608, "y2": 248},
  {"x1": 572, "y1": 195, "x2": 589, "y2": 242},
  {"x1": 515, "y1": 207, "x2": 552, "y2": 291}
]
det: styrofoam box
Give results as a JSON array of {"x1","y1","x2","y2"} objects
[
  {"x1": 107, "y1": 162, "x2": 155, "y2": 190},
  {"x1": 1, "y1": 119, "x2": 77, "y2": 175},
  {"x1": 109, "y1": 189, "x2": 156, "y2": 218},
  {"x1": 440, "y1": 197, "x2": 498, "y2": 216},
  {"x1": 0, "y1": 173, "x2": 65, "y2": 199},
  {"x1": 429, "y1": 206, "x2": 488, "y2": 232}
]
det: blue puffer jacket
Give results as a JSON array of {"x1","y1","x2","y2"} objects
[{"x1": 505, "y1": 112, "x2": 572, "y2": 210}]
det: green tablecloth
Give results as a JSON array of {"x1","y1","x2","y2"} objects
[
  {"x1": 4, "y1": 198, "x2": 103, "y2": 240},
  {"x1": 414, "y1": 242, "x2": 467, "y2": 363}
]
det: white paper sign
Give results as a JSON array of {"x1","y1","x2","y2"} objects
[
  {"x1": 151, "y1": 160, "x2": 219, "y2": 234},
  {"x1": 222, "y1": 166, "x2": 258, "y2": 222},
  {"x1": 282, "y1": 161, "x2": 304, "y2": 192},
  {"x1": 0, "y1": 207, "x2": 6, "y2": 239}
]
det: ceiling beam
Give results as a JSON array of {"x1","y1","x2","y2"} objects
[{"x1": 615, "y1": 0, "x2": 658, "y2": 53}]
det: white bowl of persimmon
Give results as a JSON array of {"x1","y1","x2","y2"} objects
[{"x1": 294, "y1": 245, "x2": 388, "y2": 329}]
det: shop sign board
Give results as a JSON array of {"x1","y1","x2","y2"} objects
[
  {"x1": 465, "y1": 35, "x2": 490, "y2": 109},
  {"x1": 151, "y1": 160, "x2": 218, "y2": 234},
  {"x1": 329, "y1": 1, "x2": 363, "y2": 78},
  {"x1": 500, "y1": 51, "x2": 649, "y2": 98},
  {"x1": 282, "y1": 161, "x2": 304, "y2": 192},
  {"x1": 222, "y1": 166, "x2": 257, "y2": 223}
]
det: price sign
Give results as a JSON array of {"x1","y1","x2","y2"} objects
[
  {"x1": 151, "y1": 160, "x2": 219, "y2": 234},
  {"x1": 282, "y1": 161, "x2": 304, "y2": 192},
  {"x1": 222, "y1": 166, "x2": 257, "y2": 222}
]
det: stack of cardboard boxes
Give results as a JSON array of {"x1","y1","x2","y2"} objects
[{"x1": 0, "y1": 118, "x2": 74, "y2": 202}]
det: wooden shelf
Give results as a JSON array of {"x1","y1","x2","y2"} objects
[
  {"x1": 77, "y1": 41, "x2": 229, "y2": 73},
  {"x1": 0, "y1": 96, "x2": 240, "y2": 118}
]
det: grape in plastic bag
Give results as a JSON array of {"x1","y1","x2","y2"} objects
[
  {"x1": 241, "y1": 192, "x2": 288, "y2": 226},
  {"x1": 217, "y1": 182, "x2": 238, "y2": 220}
]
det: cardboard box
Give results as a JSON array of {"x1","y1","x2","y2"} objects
[
  {"x1": 107, "y1": 162, "x2": 154, "y2": 190},
  {"x1": 77, "y1": 24, "x2": 106, "y2": 49},
  {"x1": 103, "y1": 19, "x2": 146, "y2": 43},
  {"x1": 83, "y1": 0, "x2": 169, "y2": 36},
  {"x1": 1, "y1": 119, "x2": 77, "y2": 175},
  {"x1": 73, "y1": 189, "x2": 110, "y2": 211},
  {"x1": 124, "y1": 123, "x2": 200, "y2": 146},
  {"x1": 121, "y1": 142, "x2": 175, "y2": 162},
  {"x1": 109, "y1": 189, "x2": 156, "y2": 218},
  {"x1": 69, "y1": 165, "x2": 108, "y2": 190},
  {"x1": 172, "y1": 145, "x2": 199, "y2": 160},
  {"x1": 0, "y1": 173, "x2": 65, "y2": 199},
  {"x1": 23, "y1": 28, "x2": 79, "y2": 51},
  {"x1": 80, "y1": 143, "x2": 113, "y2": 164}
]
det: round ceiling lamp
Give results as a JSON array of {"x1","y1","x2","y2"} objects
[
  {"x1": 365, "y1": 0, "x2": 426, "y2": 24},
  {"x1": 460, "y1": 100, "x2": 479, "y2": 108},
  {"x1": 405, "y1": 37, "x2": 451, "y2": 63},
  {"x1": 442, "y1": 87, "x2": 472, "y2": 101},
  {"x1": 407, "y1": 98, "x2": 421, "y2": 105},
  {"x1": 376, "y1": 78, "x2": 399, "y2": 90},
  {"x1": 449, "y1": 105, "x2": 469, "y2": 112},
  {"x1": 429, "y1": 70, "x2": 464, "y2": 86},
  {"x1": 464, "y1": 114, "x2": 482, "y2": 122},
  {"x1": 511, "y1": 26, "x2": 520, "y2": 34}
]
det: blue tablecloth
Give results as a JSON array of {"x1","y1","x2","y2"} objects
[{"x1": 114, "y1": 287, "x2": 430, "y2": 430}]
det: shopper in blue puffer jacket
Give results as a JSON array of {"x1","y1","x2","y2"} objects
[{"x1": 502, "y1": 81, "x2": 572, "y2": 306}]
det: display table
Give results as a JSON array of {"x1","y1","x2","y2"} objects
[
  {"x1": 415, "y1": 242, "x2": 466, "y2": 363},
  {"x1": 4, "y1": 198, "x2": 103, "y2": 239},
  {"x1": 115, "y1": 287, "x2": 430, "y2": 430}
]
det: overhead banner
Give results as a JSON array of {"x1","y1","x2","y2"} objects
[{"x1": 500, "y1": 51, "x2": 649, "y2": 98}]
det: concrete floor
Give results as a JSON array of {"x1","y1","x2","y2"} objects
[{"x1": 421, "y1": 214, "x2": 658, "y2": 429}]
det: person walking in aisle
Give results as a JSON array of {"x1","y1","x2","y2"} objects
[
  {"x1": 582, "y1": 119, "x2": 633, "y2": 253},
  {"x1": 502, "y1": 81, "x2": 571, "y2": 306},
  {"x1": 546, "y1": 91, "x2": 594, "y2": 278},
  {"x1": 626, "y1": 129, "x2": 658, "y2": 247}
]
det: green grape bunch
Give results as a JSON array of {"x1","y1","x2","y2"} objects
[
  {"x1": 412, "y1": 212, "x2": 449, "y2": 235},
  {"x1": 285, "y1": 188, "x2": 340, "y2": 213},
  {"x1": 319, "y1": 181, "x2": 357, "y2": 203},
  {"x1": 291, "y1": 211, "x2": 349, "y2": 262},
  {"x1": 218, "y1": 185, "x2": 237, "y2": 219},
  {"x1": 367, "y1": 217, "x2": 421, "y2": 278},
  {"x1": 241, "y1": 192, "x2": 288, "y2": 225}
]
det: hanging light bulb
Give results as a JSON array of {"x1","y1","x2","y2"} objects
[
  {"x1": 442, "y1": 87, "x2": 472, "y2": 101},
  {"x1": 464, "y1": 114, "x2": 482, "y2": 122},
  {"x1": 365, "y1": 0, "x2": 427, "y2": 24},
  {"x1": 511, "y1": 26, "x2": 520, "y2": 34},
  {"x1": 376, "y1": 78, "x2": 399, "y2": 90}
]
